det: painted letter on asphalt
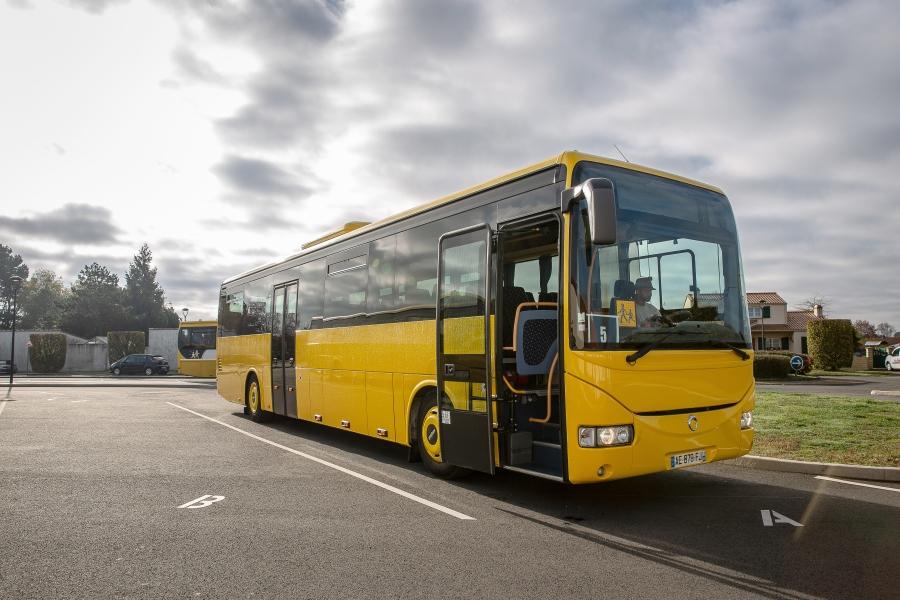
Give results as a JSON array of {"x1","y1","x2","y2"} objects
[
  {"x1": 761, "y1": 509, "x2": 802, "y2": 527},
  {"x1": 178, "y1": 495, "x2": 225, "y2": 509}
]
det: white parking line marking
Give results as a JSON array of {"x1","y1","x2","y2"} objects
[
  {"x1": 71, "y1": 400, "x2": 88, "y2": 403},
  {"x1": 0, "y1": 398, "x2": 7, "y2": 418},
  {"x1": 815, "y1": 475, "x2": 900, "y2": 493},
  {"x1": 166, "y1": 402, "x2": 476, "y2": 521}
]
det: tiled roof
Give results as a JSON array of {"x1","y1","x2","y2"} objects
[
  {"x1": 750, "y1": 324, "x2": 793, "y2": 333},
  {"x1": 786, "y1": 310, "x2": 822, "y2": 331},
  {"x1": 747, "y1": 292, "x2": 786, "y2": 304},
  {"x1": 683, "y1": 293, "x2": 723, "y2": 308}
]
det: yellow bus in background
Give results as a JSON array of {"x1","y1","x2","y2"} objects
[
  {"x1": 216, "y1": 151, "x2": 755, "y2": 484},
  {"x1": 177, "y1": 320, "x2": 217, "y2": 378}
]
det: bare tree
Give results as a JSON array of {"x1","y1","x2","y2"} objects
[
  {"x1": 794, "y1": 296, "x2": 829, "y2": 313},
  {"x1": 853, "y1": 320, "x2": 877, "y2": 338},
  {"x1": 875, "y1": 322, "x2": 895, "y2": 338}
]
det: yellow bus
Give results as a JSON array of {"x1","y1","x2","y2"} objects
[
  {"x1": 177, "y1": 320, "x2": 217, "y2": 378},
  {"x1": 216, "y1": 151, "x2": 754, "y2": 483}
]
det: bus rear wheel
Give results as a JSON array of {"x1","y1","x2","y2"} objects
[
  {"x1": 245, "y1": 375, "x2": 267, "y2": 422},
  {"x1": 416, "y1": 392, "x2": 465, "y2": 479}
]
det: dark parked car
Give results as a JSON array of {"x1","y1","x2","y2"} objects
[
  {"x1": 110, "y1": 354, "x2": 169, "y2": 376},
  {"x1": 0, "y1": 360, "x2": 17, "y2": 375}
]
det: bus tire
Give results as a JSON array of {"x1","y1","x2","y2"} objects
[
  {"x1": 416, "y1": 392, "x2": 466, "y2": 479},
  {"x1": 245, "y1": 375, "x2": 267, "y2": 422}
]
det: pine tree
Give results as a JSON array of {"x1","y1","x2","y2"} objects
[
  {"x1": 124, "y1": 244, "x2": 179, "y2": 336},
  {"x1": 0, "y1": 244, "x2": 29, "y2": 329}
]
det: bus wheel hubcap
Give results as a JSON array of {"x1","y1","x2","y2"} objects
[
  {"x1": 421, "y1": 407, "x2": 442, "y2": 462},
  {"x1": 249, "y1": 383, "x2": 259, "y2": 412}
]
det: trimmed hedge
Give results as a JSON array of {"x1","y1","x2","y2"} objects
[
  {"x1": 108, "y1": 331, "x2": 145, "y2": 363},
  {"x1": 808, "y1": 319, "x2": 855, "y2": 371},
  {"x1": 753, "y1": 353, "x2": 791, "y2": 379},
  {"x1": 761, "y1": 350, "x2": 812, "y2": 374},
  {"x1": 29, "y1": 333, "x2": 67, "y2": 373}
]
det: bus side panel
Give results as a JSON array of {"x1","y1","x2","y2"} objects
[
  {"x1": 296, "y1": 366, "x2": 312, "y2": 421},
  {"x1": 308, "y1": 369, "x2": 324, "y2": 420},
  {"x1": 215, "y1": 334, "x2": 272, "y2": 410},
  {"x1": 393, "y1": 374, "x2": 411, "y2": 446},
  {"x1": 325, "y1": 369, "x2": 367, "y2": 433},
  {"x1": 365, "y1": 372, "x2": 395, "y2": 440},
  {"x1": 310, "y1": 319, "x2": 436, "y2": 443}
]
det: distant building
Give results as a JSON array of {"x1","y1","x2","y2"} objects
[{"x1": 746, "y1": 292, "x2": 824, "y2": 354}]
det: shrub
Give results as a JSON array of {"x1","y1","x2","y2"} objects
[
  {"x1": 753, "y1": 353, "x2": 791, "y2": 379},
  {"x1": 108, "y1": 331, "x2": 145, "y2": 363},
  {"x1": 808, "y1": 319, "x2": 855, "y2": 371},
  {"x1": 761, "y1": 350, "x2": 812, "y2": 374},
  {"x1": 29, "y1": 333, "x2": 67, "y2": 373}
]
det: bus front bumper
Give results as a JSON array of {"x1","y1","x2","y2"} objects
[{"x1": 564, "y1": 376, "x2": 754, "y2": 484}]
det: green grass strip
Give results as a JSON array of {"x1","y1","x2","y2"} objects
[{"x1": 753, "y1": 392, "x2": 900, "y2": 467}]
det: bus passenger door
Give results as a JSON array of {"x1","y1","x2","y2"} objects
[
  {"x1": 436, "y1": 224, "x2": 495, "y2": 474},
  {"x1": 271, "y1": 282, "x2": 299, "y2": 417},
  {"x1": 271, "y1": 286, "x2": 286, "y2": 415},
  {"x1": 283, "y1": 282, "x2": 298, "y2": 418}
]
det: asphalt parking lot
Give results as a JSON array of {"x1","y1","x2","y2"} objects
[{"x1": 1, "y1": 384, "x2": 898, "y2": 599}]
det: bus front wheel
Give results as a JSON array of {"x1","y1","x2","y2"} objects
[
  {"x1": 416, "y1": 392, "x2": 465, "y2": 479},
  {"x1": 245, "y1": 375, "x2": 267, "y2": 422}
]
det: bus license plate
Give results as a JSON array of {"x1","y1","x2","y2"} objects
[{"x1": 669, "y1": 449, "x2": 707, "y2": 469}]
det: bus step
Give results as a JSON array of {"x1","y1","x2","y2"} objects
[
  {"x1": 533, "y1": 427, "x2": 561, "y2": 445},
  {"x1": 532, "y1": 441, "x2": 561, "y2": 470}
]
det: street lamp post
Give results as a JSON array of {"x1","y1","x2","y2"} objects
[
  {"x1": 182, "y1": 307, "x2": 189, "y2": 322},
  {"x1": 8, "y1": 274, "x2": 23, "y2": 387}
]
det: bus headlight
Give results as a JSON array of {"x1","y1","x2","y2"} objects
[
  {"x1": 740, "y1": 411, "x2": 753, "y2": 430},
  {"x1": 578, "y1": 427, "x2": 596, "y2": 447},
  {"x1": 578, "y1": 425, "x2": 633, "y2": 447}
]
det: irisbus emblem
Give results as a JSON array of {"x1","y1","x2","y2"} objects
[{"x1": 687, "y1": 416, "x2": 699, "y2": 432}]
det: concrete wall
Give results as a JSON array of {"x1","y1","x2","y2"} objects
[
  {"x1": 63, "y1": 340, "x2": 108, "y2": 372},
  {"x1": 0, "y1": 330, "x2": 108, "y2": 373},
  {"x1": 148, "y1": 328, "x2": 179, "y2": 372}
]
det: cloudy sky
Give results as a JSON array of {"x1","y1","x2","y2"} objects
[{"x1": 1, "y1": 0, "x2": 898, "y2": 326}]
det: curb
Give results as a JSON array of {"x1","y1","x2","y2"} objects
[
  {"x1": 7, "y1": 382, "x2": 215, "y2": 389},
  {"x1": 871, "y1": 390, "x2": 900, "y2": 397},
  {"x1": 728, "y1": 455, "x2": 900, "y2": 483},
  {"x1": 756, "y1": 379, "x2": 866, "y2": 387}
]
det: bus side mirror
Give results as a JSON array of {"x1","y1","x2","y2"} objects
[{"x1": 561, "y1": 177, "x2": 617, "y2": 245}]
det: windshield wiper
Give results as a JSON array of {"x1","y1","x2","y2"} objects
[
  {"x1": 625, "y1": 333, "x2": 749, "y2": 365},
  {"x1": 694, "y1": 340, "x2": 750, "y2": 360},
  {"x1": 626, "y1": 333, "x2": 673, "y2": 365}
]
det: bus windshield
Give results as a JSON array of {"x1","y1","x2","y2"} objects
[
  {"x1": 569, "y1": 162, "x2": 751, "y2": 351},
  {"x1": 178, "y1": 326, "x2": 217, "y2": 359}
]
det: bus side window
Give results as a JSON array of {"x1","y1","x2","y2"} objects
[
  {"x1": 238, "y1": 277, "x2": 273, "y2": 335},
  {"x1": 219, "y1": 290, "x2": 244, "y2": 337},
  {"x1": 395, "y1": 224, "x2": 439, "y2": 319},
  {"x1": 367, "y1": 236, "x2": 396, "y2": 315},
  {"x1": 325, "y1": 247, "x2": 369, "y2": 324},
  {"x1": 299, "y1": 259, "x2": 325, "y2": 330}
]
